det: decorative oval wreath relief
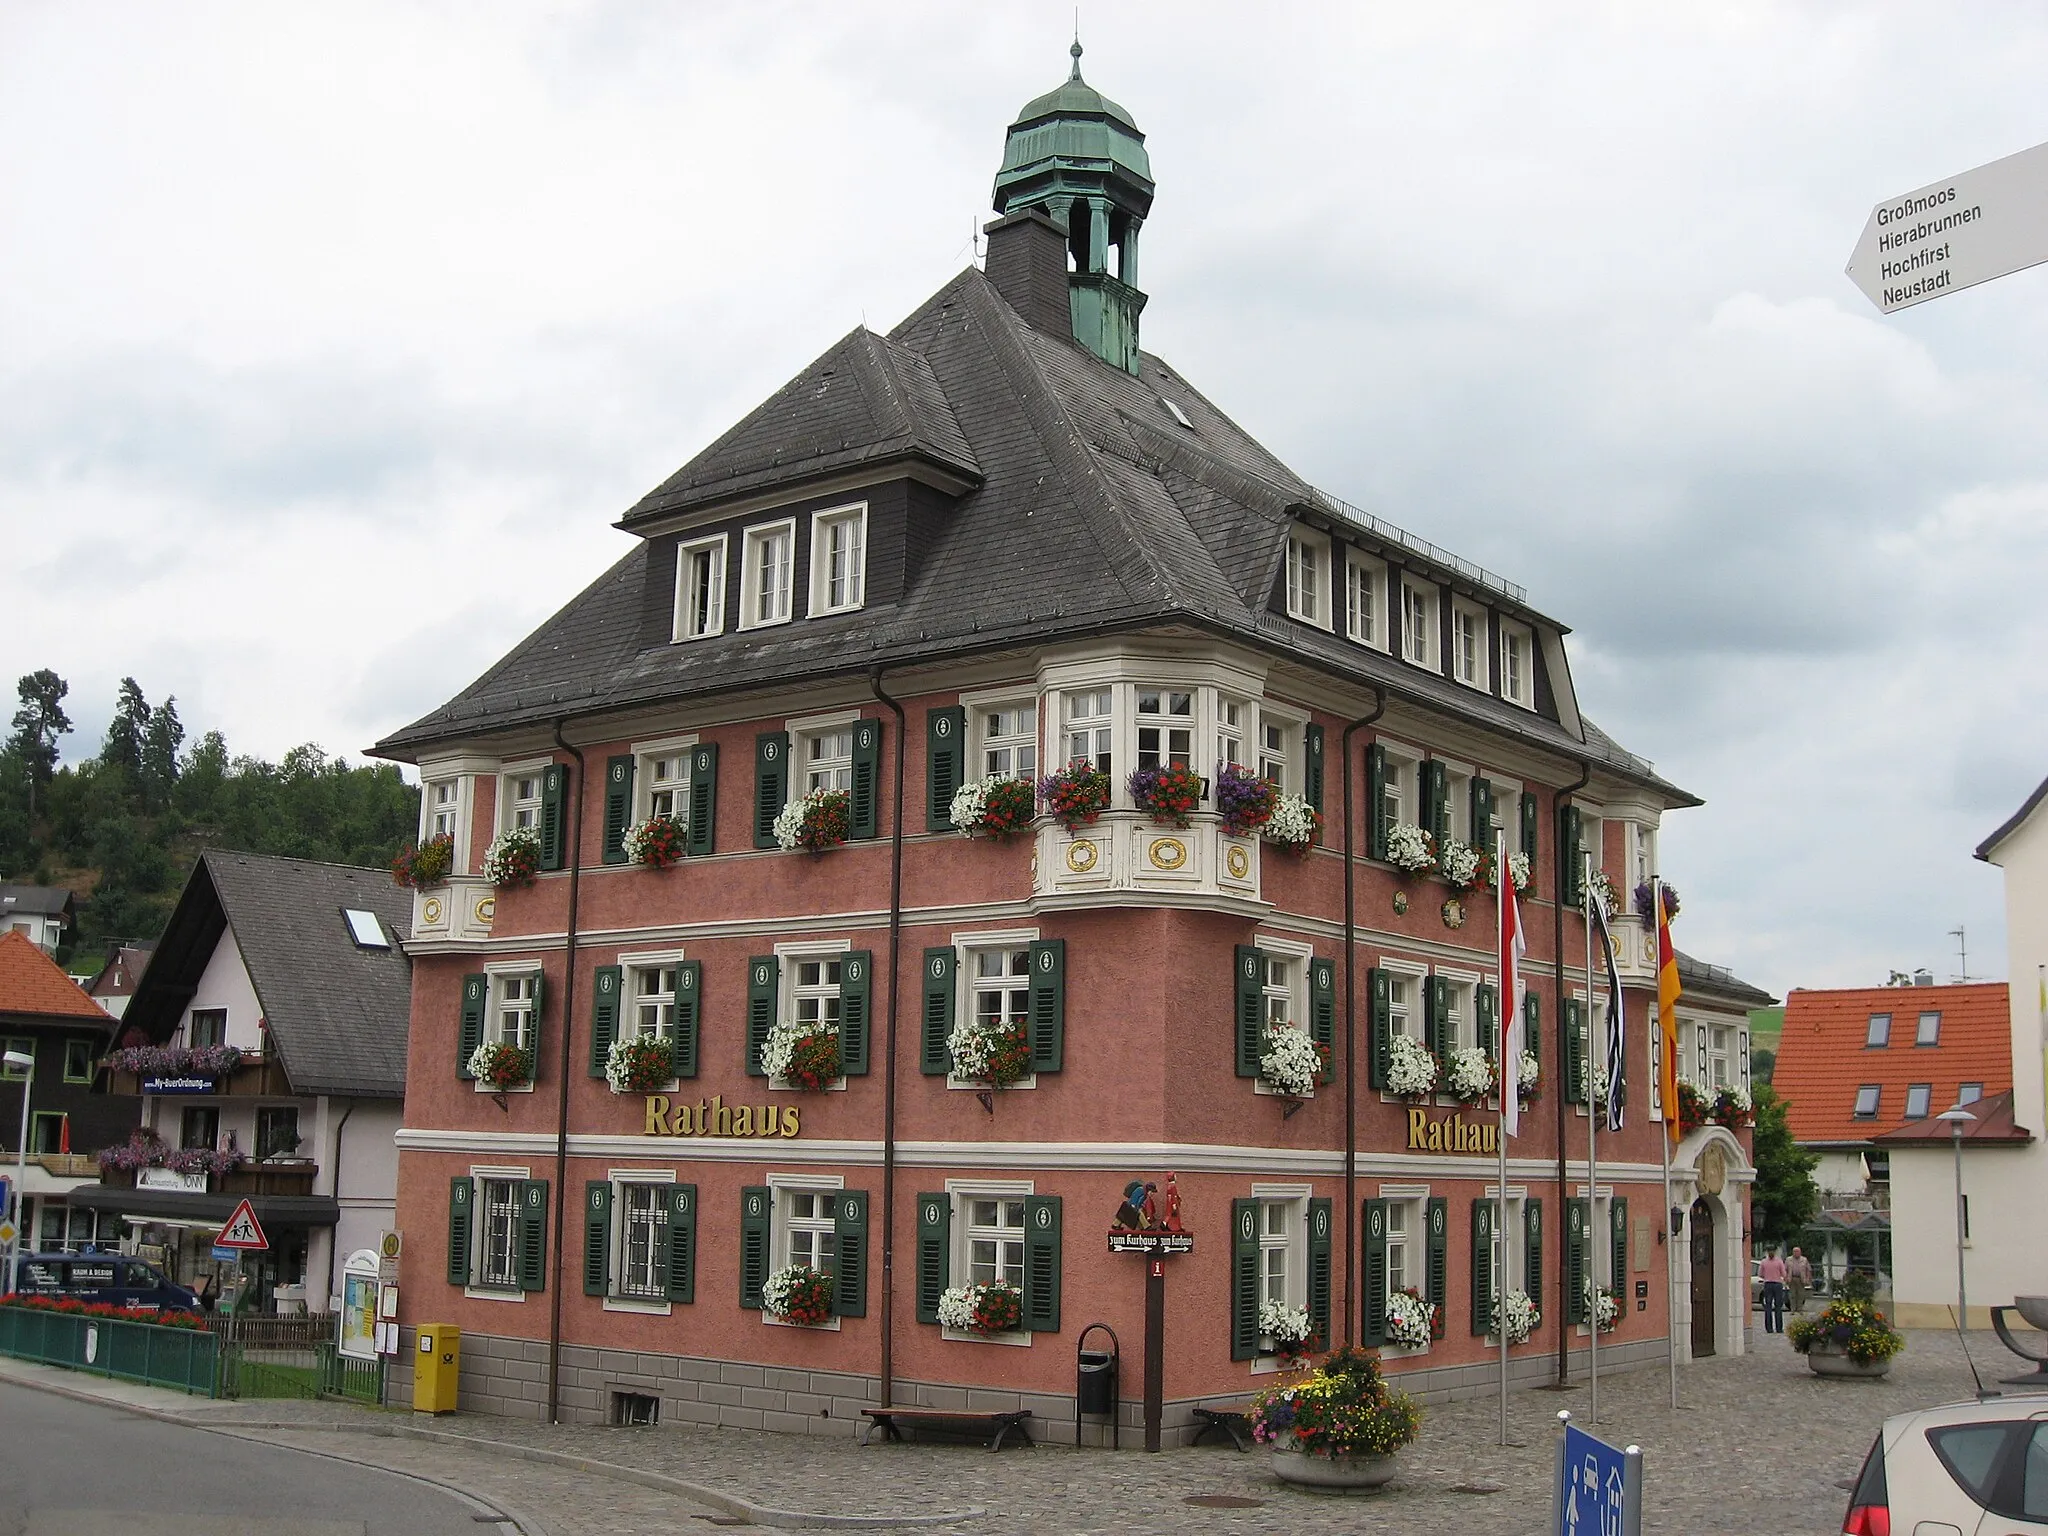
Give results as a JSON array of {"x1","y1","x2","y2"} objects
[
  {"x1": 1149, "y1": 838, "x2": 1187, "y2": 870},
  {"x1": 1441, "y1": 898, "x2": 1465, "y2": 929},
  {"x1": 1065, "y1": 840, "x2": 1098, "y2": 873},
  {"x1": 1391, "y1": 891, "x2": 1409, "y2": 916},
  {"x1": 1225, "y1": 845, "x2": 1250, "y2": 880}
]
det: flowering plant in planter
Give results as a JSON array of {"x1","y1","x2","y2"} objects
[
  {"x1": 0, "y1": 1293, "x2": 208, "y2": 1330},
  {"x1": 947, "y1": 1013, "x2": 1032, "y2": 1088},
  {"x1": 1585, "y1": 1284, "x2": 1620, "y2": 1333},
  {"x1": 1263, "y1": 793, "x2": 1323, "y2": 855},
  {"x1": 773, "y1": 789, "x2": 850, "y2": 854},
  {"x1": 1675, "y1": 1079, "x2": 1712, "y2": 1129},
  {"x1": 1584, "y1": 870, "x2": 1620, "y2": 919},
  {"x1": 483, "y1": 825, "x2": 543, "y2": 888},
  {"x1": 1385, "y1": 1287, "x2": 1438, "y2": 1349},
  {"x1": 604, "y1": 1034, "x2": 674, "y2": 1094},
  {"x1": 1126, "y1": 763, "x2": 1204, "y2": 828},
  {"x1": 1516, "y1": 1051, "x2": 1542, "y2": 1102},
  {"x1": 106, "y1": 1044, "x2": 244, "y2": 1079},
  {"x1": 938, "y1": 1279, "x2": 1023, "y2": 1336},
  {"x1": 762, "y1": 1018, "x2": 841, "y2": 1091},
  {"x1": 1214, "y1": 763, "x2": 1279, "y2": 837},
  {"x1": 391, "y1": 833, "x2": 454, "y2": 889},
  {"x1": 1259, "y1": 1023, "x2": 1328, "y2": 1099},
  {"x1": 1437, "y1": 837, "x2": 1483, "y2": 889},
  {"x1": 1492, "y1": 1288, "x2": 1541, "y2": 1344},
  {"x1": 95, "y1": 1129, "x2": 245, "y2": 1177},
  {"x1": 761, "y1": 1264, "x2": 835, "y2": 1326},
  {"x1": 1505, "y1": 851, "x2": 1532, "y2": 891},
  {"x1": 1036, "y1": 762, "x2": 1111, "y2": 833},
  {"x1": 1710, "y1": 1085, "x2": 1754, "y2": 1128},
  {"x1": 1443, "y1": 1045, "x2": 1495, "y2": 1103},
  {"x1": 1634, "y1": 880, "x2": 1680, "y2": 923},
  {"x1": 1386, "y1": 1034, "x2": 1439, "y2": 1098},
  {"x1": 1249, "y1": 1346, "x2": 1422, "y2": 1458},
  {"x1": 467, "y1": 1040, "x2": 535, "y2": 1090},
  {"x1": 1259, "y1": 1298, "x2": 1316, "y2": 1364},
  {"x1": 949, "y1": 775, "x2": 1037, "y2": 841},
  {"x1": 622, "y1": 814, "x2": 686, "y2": 868},
  {"x1": 1385, "y1": 822, "x2": 1437, "y2": 876},
  {"x1": 1789, "y1": 1278, "x2": 1904, "y2": 1365}
]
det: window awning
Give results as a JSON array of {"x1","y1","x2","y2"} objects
[{"x1": 67, "y1": 1186, "x2": 338, "y2": 1228}]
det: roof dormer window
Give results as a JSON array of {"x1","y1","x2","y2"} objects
[
  {"x1": 740, "y1": 520, "x2": 795, "y2": 629},
  {"x1": 1286, "y1": 531, "x2": 1330, "y2": 629}
]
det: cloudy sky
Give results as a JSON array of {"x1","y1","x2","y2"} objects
[{"x1": 6, "y1": 2, "x2": 2047, "y2": 997}]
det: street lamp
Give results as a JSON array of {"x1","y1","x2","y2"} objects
[
  {"x1": 4, "y1": 1049, "x2": 31, "y2": 1299},
  {"x1": 1935, "y1": 1106, "x2": 1975, "y2": 1336}
]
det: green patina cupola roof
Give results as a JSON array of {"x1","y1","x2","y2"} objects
[{"x1": 993, "y1": 42, "x2": 1154, "y2": 217}]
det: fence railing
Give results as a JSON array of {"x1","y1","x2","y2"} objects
[
  {"x1": 0, "y1": 1308, "x2": 218, "y2": 1396},
  {"x1": 205, "y1": 1312, "x2": 337, "y2": 1350}
]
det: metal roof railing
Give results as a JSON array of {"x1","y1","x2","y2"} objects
[{"x1": 1306, "y1": 487, "x2": 1527, "y2": 605}]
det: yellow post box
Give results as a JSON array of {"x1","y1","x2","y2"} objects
[{"x1": 413, "y1": 1323, "x2": 461, "y2": 1414}]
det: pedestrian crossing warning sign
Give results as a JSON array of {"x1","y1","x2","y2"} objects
[{"x1": 215, "y1": 1199, "x2": 269, "y2": 1251}]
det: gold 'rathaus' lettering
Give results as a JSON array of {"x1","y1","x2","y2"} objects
[
  {"x1": 1406, "y1": 1107, "x2": 1497, "y2": 1155},
  {"x1": 643, "y1": 1095, "x2": 800, "y2": 1139}
]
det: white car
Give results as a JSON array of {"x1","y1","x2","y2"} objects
[{"x1": 1843, "y1": 1395, "x2": 2048, "y2": 1534}]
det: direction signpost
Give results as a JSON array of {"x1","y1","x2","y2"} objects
[
  {"x1": 1554, "y1": 1412, "x2": 1643, "y2": 1536},
  {"x1": 1846, "y1": 139, "x2": 2048, "y2": 313}
]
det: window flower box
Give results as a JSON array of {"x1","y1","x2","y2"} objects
[
  {"x1": 1385, "y1": 1286, "x2": 1437, "y2": 1349},
  {"x1": 1386, "y1": 1034, "x2": 1439, "y2": 1099},
  {"x1": 762, "y1": 1264, "x2": 834, "y2": 1326},
  {"x1": 938, "y1": 1280, "x2": 1023, "y2": 1337},
  {"x1": 1384, "y1": 822, "x2": 1437, "y2": 877},
  {"x1": 483, "y1": 826, "x2": 542, "y2": 888},
  {"x1": 1258, "y1": 1022, "x2": 1327, "y2": 1100},
  {"x1": 1491, "y1": 1287, "x2": 1541, "y2": 1344},
  {"x1": 1126, "y1": 763, "x2": 1204, "y2": 828},
  {"x1": 1037, "y1": 762, "x2": 1111, "y2": 833},
  {"x1": 391, "y1": 833, "x2": 454, "y2": 889},
  {"x1": 1515, "y1": 1051, "x2": 1541, "y2": 1103},
  {"x1": 468, "y1": 1040, "x2": 535, "y2": 1091},
  {"x1": 1634, "y1": 880, "x2": 1679, "y2": 923},
  {"x1": 1437, "y1": 837, "x2": 1483, "y2": 889},
  {"x1": 1214, "y1": 763, "x2": 1278, "y2": 837},
  {"x1": 106, "y1": 1044, "x2": 244, "y2": 1079},
  {"x1": 1675, "y1": 1079, "x2": 1712, "y2": 1131},
  {"x1": 947, "y1": 1014, "x2": 1031, "y2": 1089},
  {"x1": 762, "y1": 1019, "x2": 840, "y2": 1092},
  {"x1": 95, "y1": 1129, "x2": 247, "y2": 1179},
  {"x1": 1443, "y1": 1045, "x2": 1495, "y2": 1104},
  {"x1": 1262, "y1": 792, "x2": 1322, "y2": 855},
  {"x1": 1586, "y1": 1284, "x2": 1620, "y2": 1333},
  {"x1": 623, "y1": 813, "x2": 686, "y2": 869},
  {"x1": 949, "y1": 776, "x2": 1036, "y2": 842},
  {"x1": 1258, "y1": 1299, "x2": 1315, "y2": 1365},
  {"x1": 1584, "y1": 869, "x2": 1620, "y2": 919},
  {"x1": 604, "y1": 1034, "x2": 674, "y2": 1095},
  {"x1": 773, "y1": 789, "x2": 850, "y2": 854},
  {"x1": 1709, "y1": 1085, "x2": 1753, "y2": 1128}
]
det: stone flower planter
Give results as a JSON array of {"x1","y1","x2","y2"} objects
[
  {"x1": 1269, "y1": 1432, "x2": 1399, "y2": 1491},
  {"x1": 1806, "y1": 1344, "x2": 1892, "y2": 1380}
]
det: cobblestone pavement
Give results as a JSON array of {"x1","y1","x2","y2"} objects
[{"x1": 8, "y1": 1323, "x2": 2027, "y2": 1535}]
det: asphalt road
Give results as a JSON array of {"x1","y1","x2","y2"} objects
[{"x1": 0, "y1": 1382, "x2": 503, "y2": 1536}]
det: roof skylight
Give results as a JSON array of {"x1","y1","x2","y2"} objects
[{"x1": 343, "y1": 909, "x2": 388, "y2": 949}]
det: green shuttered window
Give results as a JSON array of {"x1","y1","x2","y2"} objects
[
  {"x1": 1023, "y1": 1194, "x2": 1062, "y2": 1333},
  {"x1": 601, "y1": 755, "x2": 635, "y2": 864},
  {"x1": 588, "y1": 966, "x2": 621, "y2": 1078},
  {"x1": 1361, "y1": 1198, "x2": 1389, "y2": 1347},
  {"x1": 739, "y1": 1186, "x2": 771, "y2": 1309},
  {"x1": 539, "y1": 764, "x2": 567, "y2": 872},
  {"x1": 666, "y1": 1185, "x2": 697, "y2": 1304},
  {"x1": 1309, "y1": 959, "x2": 1335, "y2": 1083},
  {"x1": 850, "y1": 719, "x2": 882, "y2": 840},
  {"x1": 1028, "y1": 939, "x2": 1064, "y2": 1074},
  {"x1": 1307, "y1": 1197, "x2": 1332, "y2": 1350},
  {"x1": 673, "y1": 961, "x2": 701, "y2": 1079},
  {"x1": 1477, "y1": 982, "x2": 1497, "y2": 1064},
  {"x1": 1471, "y1": 1198, "x2": 1495, "y2": 1336},
  {"x1": 832, "y1": 1190, "x2": 869, "y2": 1317},
  {"x1": 1425, "y1": 1196, "x2": 1448, "y2": 1341},
  {"x1": 685, "y1": 743, "x2": 718, "y2": 857},
  {"x1": 457, "y1": 973, "x2": 487, "y2": 1080},
  {"x1": 446, "y1": 1177, "x2": 474, "y2": 1285},
  {"x1": 1564, "y1": 998, "x2": 1587, "y2": 1106},
  {"x1": 1303, "y1": 723, "x2": 1325, "y2": 812},
  {"x1": 1609, "y1": 1198, "x2": 1628, "y2": 1328},
  {"x1": 915, "y1": 1192, "x2": 951, "y2": 1324},
  {"x1": 583, "y1": 1180, "x2": 612, "y2": 1295},
  {"x1": 1561, "y1": 804, "x2": 1584, "y2": 906},
  {"x1": 1233, "y1": 945, "x2": 1263, "y2": 1078},
  {"x1": 1524, "y1": 1199, "x2": 1543, "y2": 1324},
  {"x1": 1565, "y1": 1199, "x2": 1589, "y2": 1325},
  {"x1": 921, "y1": 948, "x2": 955, "y2": 1075},
  {"x1": 839, "y1": 952, "x2": 872, "y2": 1076},
  {"x1": 753, "y1": 733, "x2": 789, "y2": 849},
  {"x1": 1520, "y1": 789, "x2": 1539, "y2": 873},
  {"x1": 1368, "y1": 967, "x2": 1392, "y2": 1090},
  {"x1": 1367, "y1": 744, "x2": 1391, "y2": 861},
  {"x1": 745, "y1": 958, "x2": 777, "y2": 1077},
  {"x1": 1231, "y1": 1198, "x2": 1261, "y2": 1360},
  {"x1": 1424, "y1": 759, "x2": 1450, "y2": 845},
  {"x1": 926, "y1": 706, "x2": 966, "y2": 832},
  {"x1": 517, "y1": 1179, "x2": 549, "y2": 1292}
]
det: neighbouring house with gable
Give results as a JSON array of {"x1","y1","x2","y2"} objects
[
  {"x1": 71, "y1": 851, "x2": 411, "y2": 1313},
  {"x1": 0, "y1": 929, "x2": 129, "y2": 1250},
  {"x1": 0, "y1": 884, "x2": 76, "y2": 961},
  {"x1": 369, "y1": 52, "x2": 1754, "y2": 1435}
]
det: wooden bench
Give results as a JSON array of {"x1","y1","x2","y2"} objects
[
  {"x1": 1190, "y1": 1406, "x2": 1253, "y2": 1452},
  {"x1": 860, "y1": 1406, "x2": 1033, "y2": 1452}
]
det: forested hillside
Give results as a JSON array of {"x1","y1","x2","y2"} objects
[{"x1": 2, "y1": 669, "x2": 419, "y2": 963}]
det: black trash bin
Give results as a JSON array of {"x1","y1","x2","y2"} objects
[{"x1": 1077, "y1": 1350, "x2": 1116, "y2": 1414}]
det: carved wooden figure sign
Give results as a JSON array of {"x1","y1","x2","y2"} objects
[{"x1": 1107, "y1": 1172, "x2": 1193, "y2": 1256}]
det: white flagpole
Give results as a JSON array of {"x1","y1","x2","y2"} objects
[
  {"x1": 1497, "y1": 829, "x2": 1511, "y2": 1448},
  {"x1": 1584, "y1": 849, "x2": 1598, "y2": 1422},
  {"x1": 1658, "y1": 877, "x2": 1678, "y2": 1412}
]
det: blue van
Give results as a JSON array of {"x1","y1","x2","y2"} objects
[{"x1": 15, "y1": 1252, "x2": 202, "y2": 1313}]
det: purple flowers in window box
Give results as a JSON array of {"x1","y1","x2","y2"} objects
[
  {"x1": 1214, "y1": 763, "x2": 1279, "y2": 837},
  {"x1": 95, "y1": 1130, "x2": 246, "y2": 1177},
  {"x1": 1633, "y1": 881, "x2": 1680, "y2": 923},
  {"x1": 106, "y1": 1044, "x2": 245, "y2": 1079}
]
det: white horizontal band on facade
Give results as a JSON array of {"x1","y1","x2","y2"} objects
[{"x1": 393, "y1": 1127, "x2": 1672, "y2": 1184}]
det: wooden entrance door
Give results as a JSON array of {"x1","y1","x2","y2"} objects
[{"x1": 1689, "y1": 1198, "x2": 1716, "y2": 1357}]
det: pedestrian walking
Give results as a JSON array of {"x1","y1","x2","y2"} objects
[
  {"x1": 1759, "y1": 1249, "x2": 1788, "y2": 1334},
  {"x1": 1786, "y1": 1247, "x2": 1811, "y2": 1317}
]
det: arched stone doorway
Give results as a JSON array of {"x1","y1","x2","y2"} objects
[{"x1": 1689, "y1": 1197, "x2": 1716, "y2": 1357}]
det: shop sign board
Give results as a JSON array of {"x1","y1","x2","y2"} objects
[
  {"x1": 141, "y1": 1074, "x2": 217, "y2": 1094},
  {"x1": 1106, "y1": 1230, "x2": 1194, "y2": 1256},
  {"x1": 138, "y1": 1167, "x2": 208, "y2": 1193}
]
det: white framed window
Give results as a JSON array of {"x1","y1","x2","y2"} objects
[
  {"x1": 1286, "y1": 531, "x2": 1330, "y2": 628},
  {"x1": 1482, "y1": 1187, "x2": 1527, "y2": 1331},
  {"x1": 1258, "y1": 705, "x2": 1303, "y2": 794},
  {"x1": 1381, "y1": 1193, "x2": 1427, "y2": 1351},
  {"x1": 480, "y1": 1176, "x2": 522, "y2": 1290},
  {"x1": 975, "y1": 702, "x2": 1037, "y2": 781},
  {"x1": 1499, "y1": 620, "x2": 1534, "y2": 708},
  {"x1": 1379, "y1": 739, "x2": 1421, "y2": 829},
  {"x1": 1063, "y1": 688, "x2": 1113, "y2": 773},
  {"x1": 425, "y1": 778, "x2": 460, "y2": 841},
  {"x1": 621, "y1": 953, "x2": 680, "y2": 1046},
  {"x1": 1134, "y1": 687, "x2": 1194, "y2": 770},
  {"x1": 1218, "y1": 696, "x2": 1250, "y2": 772},
  {"x1": 1251, "y1": 1181, "x2": 1310, "y2": 1366},
  {"x1": 1400, "y1": 579, "x2": 1439, "y2": 669},
  {"x1": 1377, "y1": 957, "x2": 1428, "y2": 1062},
  {"x1": 1451, "y1": 600, "x2": 1486, "y2": 689},
  {"x1": 799, "y1": 725, "x2": 854, "y2": 794},
  {"x1": 638, "y1": 745, "x2": 691, "y2": 821},
  {"x1": 765, "y1": 1172, "x2": 846, "y2": 1329},
  {"x1": 739, "y1": 518, "x2": 795, "y2": 629},
  {"x1": 1345, "y1": 553, "x2": 1387, "y2": 649},
  {"x1": 941, "y1": 1177, "x2": 1037, "y2": 1343},
  {"x1": 1488, "y1": 774, "x2": 1524, "y2": 860},
  {"x1": 809, "y1": 504, "x2": 867, "y2": 616},
  {"x1": 616, "y1": 1179, "x2": 671, "y2": 1302},
  {"x1": 944, "y1": 927, "x2": 1040, "y2": 1093},
  {"x1": 1441, "y1": 759, "x2": 1473, "y2": 843},
  {"x1": 1436, "y1": 971, "x2": 1479, "y2": 1056},
  {"x1": 1253, "y1": 936, "x2": 1315, "y2": 1099},
  {"x1": 1627, "y1": 823, "x2": 1658, "y2": 899},
  {"x1": 673, "y1": 534, "x2": 727, "y2": 642},
  {"x1": 1708, "y1": 1024, "x2": 1735, "y2": 1090},
  {"x1": 489, "y1": 972, "x2": 540, "y2": 1054},
  {"x1": 501, "y1": 762, "x2": 548, "y2": 834}
]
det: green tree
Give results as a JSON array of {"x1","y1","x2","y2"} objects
[
  {"x1": 1749, "y1": 1083, "x2": 1819, "y2": 1249},
  {"x1": 7, "y1": 669, "x2": 71, "y2": 818},
  {"x1": 101, "y1": 678, "x2": 151, "y2": 787},
  {"x1": 141, "y1": 695, "x2": 184, "y2": 808}
]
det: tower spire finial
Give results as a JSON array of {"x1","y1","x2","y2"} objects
[{"x1": 1070, "y1": 24, "x2": 1083, "y2": 82}]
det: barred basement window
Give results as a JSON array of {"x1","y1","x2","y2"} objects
[
  {"x1": 481, "y1": 1178, "x2": 521, "y2": 1289},
  {"x1": 619, "y1": 1184, "x2": 667, "y2": 1300},
  {"x1": 613, "y1": 1392, "x2": 659, "y2": 1426}
]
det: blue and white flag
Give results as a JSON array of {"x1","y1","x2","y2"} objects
[{"x1": 1590, "y1": 900, "x2": 1626, "y2": 1132}]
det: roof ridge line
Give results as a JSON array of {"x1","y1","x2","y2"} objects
[{"x1": 856, "y1": 329, "x2": 920, "y2": 444}]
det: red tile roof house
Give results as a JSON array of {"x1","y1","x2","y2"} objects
[
  {"x1": 0, "y1": 930, "x2": 134, "y2": 1252},
  {"x1": 1774, "y1": 982, "x2": 2011, "y2": 1298}
]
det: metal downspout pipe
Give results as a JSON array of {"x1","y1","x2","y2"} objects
[
  {"x1": 868, "y1": 671, "x2": 907, "y2": 1408},
  {"x1": 1552, "y1": 759, "x2": 1591, "y2": 1387},
  {"x1": 323, "y1": 1101, "x2": 356, "y2": 1304},
  {"x1": 547, "y1": 722, "x2": 587, "y2": 1424},
  {"x1": 1338, "y1": 687, "x2": 1386, "y2": 1346}
]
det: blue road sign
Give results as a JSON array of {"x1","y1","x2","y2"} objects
[
  {"x1": 0, "y1": 1174, "x2": 11, "y2": 1215},
  {"x1": 1556, "y1": 1419, "x2": 1642, "y2": 1536}
]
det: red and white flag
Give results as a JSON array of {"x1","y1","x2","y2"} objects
[{"x1": 1499, "y1": 834, "x2": 1528, "y2": 1136}]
